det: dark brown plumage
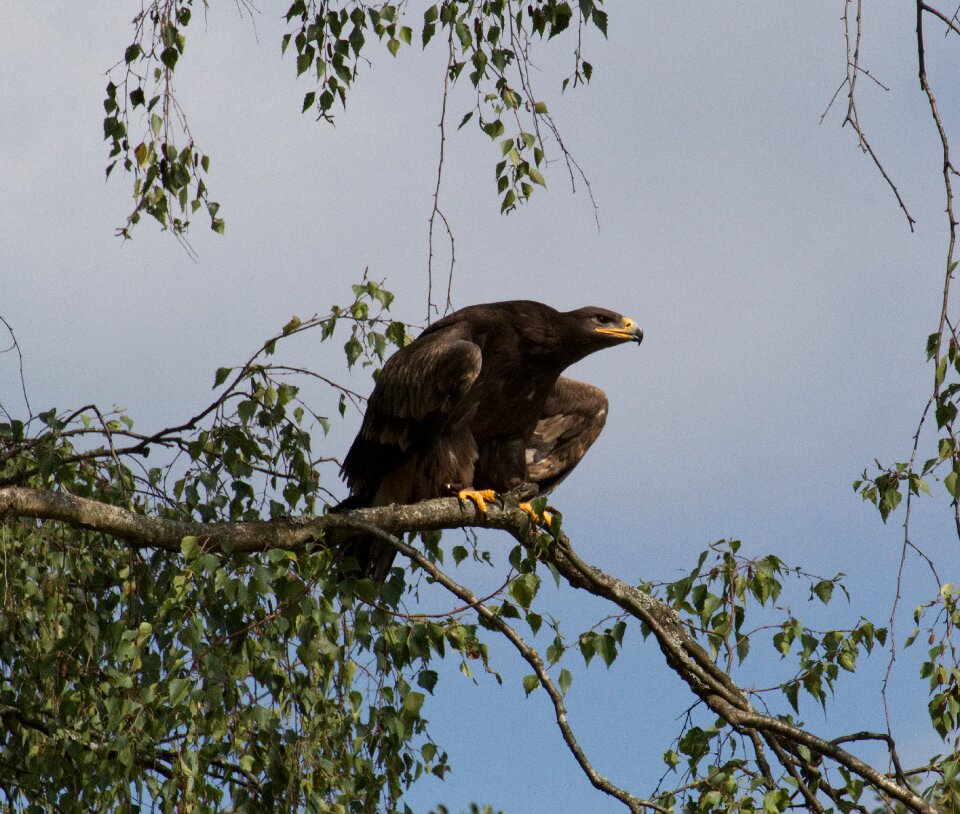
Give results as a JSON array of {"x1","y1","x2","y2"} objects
[{"x1": 339, "y1": 300, "x2": 643, "y2": 581}]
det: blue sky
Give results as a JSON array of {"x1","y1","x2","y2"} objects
[{"x1": 1, "y1": 2, "x2": 956, "y2": 811}]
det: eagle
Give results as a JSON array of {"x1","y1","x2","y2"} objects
[{"x1": 339, "y1": 300, "x2": 643, "y2": 580}]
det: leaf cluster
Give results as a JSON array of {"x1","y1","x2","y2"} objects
[
  {"x1": 107, "y1": 0, "x2": 608, "y2": 237},
  {"x1": 105, "y1": 1, "x2": 221, "y2": 238}
]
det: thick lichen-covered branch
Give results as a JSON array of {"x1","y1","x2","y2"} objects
[{"x1": 0, "y1": 486, "x2": 526, "y2": 553}]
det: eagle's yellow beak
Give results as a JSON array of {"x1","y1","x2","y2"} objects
[{"x1": 595, "y1": 317, "x2": 643, "y2": 344}]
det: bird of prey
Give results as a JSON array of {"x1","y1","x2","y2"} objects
[{"x1": 339, "y1": 299, "x2": 643, "y2": 580}]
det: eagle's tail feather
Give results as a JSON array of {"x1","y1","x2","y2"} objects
[{"x1": 330, "y1": 497, "x2": 397, "y2": 584}]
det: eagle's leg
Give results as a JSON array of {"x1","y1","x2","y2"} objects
[{"x1": 456, "y1": 488, "x2": 499, "y2": 515}]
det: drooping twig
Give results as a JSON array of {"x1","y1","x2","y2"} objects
[{"x1": 833, "y1": 0, "x2": 917, "y2": 230}]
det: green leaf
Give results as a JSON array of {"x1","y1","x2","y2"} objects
[
  {"x1": 558, "y1": 668, "x2": 572, "y2": 695},
  {"x1": 422, "y1": 22, "x2": 436, "y2": 47},
  {"x1": 508, "y1": 573, "x2": 539, "y2": 609},
  {"x1": 160, "y1": 47, "x2": 179, "y2": 71},
  {"x1": 213, "y1": 367, "x2": 232, "y2": 388},
  {"x1": 783, "y1": 681, "x2": 799, "y2": 712},
  {"x1": 736, "y1": 634, "x2": 750, "y2": 664},
  {"x1": 592, "y1": 8, "x2": 608, "y2": 36},
  {"x1": 133, "y1": 142, "x2": 148, "y2": 169},
  {"x1": 296, "y1": 52, "x2": 312, "y2": 76},
  {"x1": 418, "y1": 670, "x2": 438, "y2": 693},
  {"x1": 812, "y1": 580, "x2": 834, "y2": 604},
  {"x1": 237, "y1": 399, "x2": 258, "y2": 424},
  {"x1": 597, "y1": 633, "x2": 617, "y2": 667},
  {"x1": 344, "y1": 336, "x2": 363, "y2": 367},
  {"x1": 168, "y1": 677, "x2": 192, "y2": 706},
  {"x1": 402, "y1": 691, "x2": 425, "y2": 718},
  {"x1": 387, "y1": 38, "x2": 400, "y2": 57},
  {"x1": 180, "y1": 536, "x2": 199, "y2": 558},
  {"x1": 763, "y1": 789, "x2": 789, "y2": 813},
  {"x1": 521, "y1": 674, "x2": 540, "y2": 695},
  {"x1": 579, "y1": 632, "x2": 596, "y2": 666}
]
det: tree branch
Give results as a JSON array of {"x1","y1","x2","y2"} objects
[
  {"x1": 0, "y1": 486, "x2": 531, "y2": 553},
  {"x1": 0, "y1": 484, "x2": 935, "y2": 813},
  {"x1": 544, "y1": 540, "x2": 936, "y2": 814}
]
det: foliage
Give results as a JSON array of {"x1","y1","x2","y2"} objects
[
  {"x1": 105, "y1": 0, "x2": 607, "y2": 237},
  {"x1": 0, "y1": 285, "x2": 464, "y2": 812}
]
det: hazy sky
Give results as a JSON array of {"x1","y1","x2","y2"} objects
[{"x1": 2, "y1": 2, "x2": 956, "y2": 811}]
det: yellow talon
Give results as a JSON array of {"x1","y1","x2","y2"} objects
[
  {"x1": 458, "y1": 488, "x2": 498, "y2": 515},
  {"x1": 519, "y1": 501, "x2": 553, "y2": 527}
]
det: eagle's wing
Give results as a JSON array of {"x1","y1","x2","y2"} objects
[
  {"x1": 365, "y1": 334, "x2": 482, "y2": 432},
  {"x1": 339, "y1": 328, "x2": 483, "y2": 582},
  {"x1": 341, "y1": 328, "x2": 483, "y2": 501},
  {"x1": 526, "y1": 376, "x2": 609, "y2": 494}
]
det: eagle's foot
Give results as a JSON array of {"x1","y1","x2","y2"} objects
[
  {"x1": 519, "y1": 501, "x2": 554, "y2": 527},
  {"x1": 457, "y1": 488, "x2": 499, "y2": 515}
]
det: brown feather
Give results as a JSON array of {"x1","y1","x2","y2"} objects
[{"x1": 526, "y1": 377, "x2": 609, "y2": 492}]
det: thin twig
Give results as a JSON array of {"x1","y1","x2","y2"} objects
[
  {"x1": 0, "y1": 316, "x2": 32, "y2": 420},
  {"x1": 426, "y1": 30, "x2": 457, "y2": 323}
]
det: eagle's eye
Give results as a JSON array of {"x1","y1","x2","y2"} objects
[{"x1": 594, "y1": 314, "x2": 612, "y2": 325}]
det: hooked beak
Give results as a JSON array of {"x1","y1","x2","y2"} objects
[{"x1": 596, "y1": 317, "x2": 643, "y2": 345}]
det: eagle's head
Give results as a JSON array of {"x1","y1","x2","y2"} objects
[{"x1": 567, "y1": 306, "x2": 644, "y2": 349}]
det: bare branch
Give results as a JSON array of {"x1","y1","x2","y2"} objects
[
  {"x1": 923, "y1": 1, "x2": 960, "y2": 37},
  {"x1": 834, "y1": 0, "x2": 917, "y2": 230},
  {"x1": 0, "y1": 315, "x2": 32, "y2": 420}
]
